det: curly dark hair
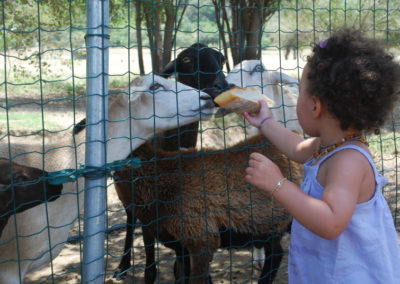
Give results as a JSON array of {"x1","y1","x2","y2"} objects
[{"x1": 306, "y1": 28, "x2": 400, "y2": 133}]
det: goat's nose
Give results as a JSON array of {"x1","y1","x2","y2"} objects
[
  {"x1": 200, "y1": 93, "x2": 215, "y2": 108},
  {"x1": 200, "y1": 93, "x2": 212, "y2": 101},
  {"x1": 213, "y1": 75, "x2": 229, "y2": 90}
]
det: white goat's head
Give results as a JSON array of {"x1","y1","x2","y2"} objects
[
  {"x1": 128, "y1": 74, "x2": 215, "y2": 132},
  {"x1": 225, "y1": 60, "x2": 302, "y2": 132},
  {"x1": 227, "y1": 60, "x2": 299, "y2": 89}
]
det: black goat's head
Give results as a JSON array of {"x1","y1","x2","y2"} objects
[
  {"x1": 0, "y1": 160, "x2": 62, "y2": 218},
  {"x1": 161, "y1": 43, "x2": 231, "y2": 98}
]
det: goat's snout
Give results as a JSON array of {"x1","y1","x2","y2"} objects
[
  {"x1": 212, "y1": 77, "x2": 226, "y2": 90},
  {"x1": 211, "y1": 83, "x2": 236, "y2": 107},
  {"x1": 200, "y1": 93, "x2": 215, "y2": 108}
]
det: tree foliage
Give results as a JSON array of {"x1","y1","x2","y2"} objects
[
  {"x1": 1, "y1": 0, "x2": 398, "y2": 73},
  {"x1": 277, "y1": 0, "x2": 400, "y2": 49}
]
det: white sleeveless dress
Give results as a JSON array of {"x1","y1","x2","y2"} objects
[{"x1": 288, "y1": 145, "x2": 400, "y2": 284}]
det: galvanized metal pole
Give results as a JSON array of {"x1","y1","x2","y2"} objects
[{"x1": 83, "y1": 0, "x2": 109, "y2": 282}]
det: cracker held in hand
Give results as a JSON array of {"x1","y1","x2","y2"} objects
[{"x1": 214, "y1": 87, "x2": 274, "y2": 115}]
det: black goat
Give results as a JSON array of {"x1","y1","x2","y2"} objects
[
  {"x1": 0, "y1": 160, "x2": 62, "y2": 237},
  {"x1": 159, "y1": 43, "x2": 229, "y2": 150}
]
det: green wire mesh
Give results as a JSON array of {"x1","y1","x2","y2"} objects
[{"x1": 0, "y1": 1, "x2": 399, "y2": 283}]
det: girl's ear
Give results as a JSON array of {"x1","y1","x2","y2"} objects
[{"x1": 311, "y1": 96, "x2": 323, "y2": 119}]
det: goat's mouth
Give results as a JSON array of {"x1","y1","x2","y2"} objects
[
  {"x1": 210, "y1": 84, "x2": 237, "y2": 107},
  {"x1": 203, "y1": 83, "x2": 235, "y2": 102},
  {"x1": 204, "y1": 98, "x2": 216, "y2": 109},
  {"x1": 211, "y1": 83, "x2": 237, "y2": 117},
  {"x1": 209, "y1": 83, "x2": 236, "y2": 107},
  {"x1": 191, "y1": 101, "x2": 215, "y2": 118}
]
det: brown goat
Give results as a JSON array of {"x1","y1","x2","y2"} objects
[
  {"x1": 113, "y1": 132, "x2": 303, "y2": 283},
  {"x1": 0, "y1": 160, "x2": 62, "y2": 237}
]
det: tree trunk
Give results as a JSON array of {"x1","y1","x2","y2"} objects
[
  {"x1": 153, "y1": 7, "x2": 163, "y2": 73},
  {"x1": 221, "y1": 0, "x2": 278, "y2": 65},
  {"x1": 212, "y1": 0, "x2": 231, "y2": 72},
  {"x1": 162, "y1": 4, "x2": 175, "y2": 68},
  {"x1": 135, "y1": 0, "x2": 145, "y2": 74},
  {"x1": 243, "y1": 3, "x2": 262, "y2": 60},
  {"x1": 140, "y1": 1, "x2": 188, "y2": 73}
]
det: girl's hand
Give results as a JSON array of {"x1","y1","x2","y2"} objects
[
  {"x1": 243, "y1": 99, "x2": 273, "y2": 128},
  {"x1": 245, "y1": 152, "x2": 284, "y2": 193}
]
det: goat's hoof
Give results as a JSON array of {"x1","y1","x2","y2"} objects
[
  {"x1": 144, "y1": 266, "x2": 157, "y2": 284},
  {"x1": 113, "y1": 268, "x2": 128, "y2": 280},
  {"x1": 255, "y1": 261, "x2": 264, "y2": 271}
]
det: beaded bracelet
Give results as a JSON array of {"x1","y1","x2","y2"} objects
[
  {"x1": 271, "y1": 177, "x2": 287, "y2": 197},
  {"x1": 259, "y1": 116, "x2": 272, "y2": 128}
]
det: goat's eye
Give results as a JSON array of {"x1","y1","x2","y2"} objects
[
  {"x1": 149, "y1": 83, "x2": 162, "y2": 91},
  {"x1": 182, "y1": 57, "x2": 191, "y2": 63}
]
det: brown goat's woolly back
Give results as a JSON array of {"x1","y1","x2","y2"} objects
[{"x1": 114, "y1": 132, "x2": 303, "y2": 283}]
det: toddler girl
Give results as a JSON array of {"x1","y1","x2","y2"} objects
[{"x1": 244, "y1": 28, "x2": 400, "y2": 283}]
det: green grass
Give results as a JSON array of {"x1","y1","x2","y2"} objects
[
  {"x1": 368, "y1": 132, "x2": 399, "y2": 157},
  {"x1": 0, "y1": 112, "x2": 60, "y2": 131}
]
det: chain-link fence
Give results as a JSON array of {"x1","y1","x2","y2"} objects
[{"x1": 0, "y1": 1, "x2": 399, "y2": 283}]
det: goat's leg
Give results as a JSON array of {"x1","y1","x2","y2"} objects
[
  {"x1": 142, "y1": 227, "x2": 157, "y2": 284},
  {"x1": 187, "y1": 247, "x2": 213, "y2": 284},
  {"x1": 254, "y1": 247, "x2": 265, "y2": 270},
  {"x1": 173, "y1": 245, "x2": 191, "y2": 284},
  {"x1": 113, "y1": 209, "x2": 135, "y2": 280},
  {"x1": 258, "y1": 237, "x2": 284, "y2": 284},
  {"x1": 284, "y1": 47, "x2": 290, "y2": 60}
]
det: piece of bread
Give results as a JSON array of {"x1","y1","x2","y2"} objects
[{"x1": 214, "y1": 87, "x2": 273, "y2": 115}]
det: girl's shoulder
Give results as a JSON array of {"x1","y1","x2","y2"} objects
[
  {"x1": 320, "y1": 142, "x2": 374, "y2": 171},
  {"x1": 317, "y1": 144, "x2": 376, "y2": 198}
]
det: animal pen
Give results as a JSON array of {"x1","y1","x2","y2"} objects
[{"x1": 0, "y1": 0, "x2": 399, "y2": 283}]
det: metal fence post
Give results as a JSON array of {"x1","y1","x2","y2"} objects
[{"x1": 83, "y1": 0, "x2": 109, "y2": 282}]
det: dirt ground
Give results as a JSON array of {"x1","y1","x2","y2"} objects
[{"x1": 2, "y1": 48, "x2": 399, "y2": 283}]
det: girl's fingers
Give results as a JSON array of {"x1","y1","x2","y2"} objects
[
  {"x1": 245, "y1": 174, "x2": 252, "y2": 183},
  {"x1": 245, "y1": 166, "x2": 252, "y2": 174},
  {"x1": 250, "y1": 152, "x2": 267, "y2": 162},
  {"x1": 243, "y1": 112, "x2": 255, "y2": 123},
  {"x1": 259, "y1": 99, "x2": 270, "y2": 108}
]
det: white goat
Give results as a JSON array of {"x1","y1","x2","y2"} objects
[
  {"x1": 224, "y1": 60, "x2": 300, "y2": 267},
  {"x1": 226, "y1": 60, "x2": 301, "y2": 132},
  {"x1": 0, "y1": 74, "x2": 214, "y2": 284}
]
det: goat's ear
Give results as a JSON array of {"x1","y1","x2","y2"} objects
[{"x1": 160, "y1": 60, "x2": 176, "y2": 78}]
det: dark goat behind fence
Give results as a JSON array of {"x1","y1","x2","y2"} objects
[
  {"x1": 0, "y1": 160, "x2": 63, "y2": 237},
  {"x1": 113, "y1": 133, "x2": 303, "y2": 283}
]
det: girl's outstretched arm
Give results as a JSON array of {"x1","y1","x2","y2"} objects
[{"x1": 244, "y1": 100, "x2": 318, "y2": 163}]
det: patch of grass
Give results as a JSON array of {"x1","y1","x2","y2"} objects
[
  {"x1": 368, "y1": 132, "x2": 399, "y2": 157},
  {"x1": 211, "y1": 112, "x2": 247, "y2": 129},
  {"x1": 0, "y1": 112, "x2": 60, "y2": 131}
]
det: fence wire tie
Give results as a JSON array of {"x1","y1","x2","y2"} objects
[
  {"x1": 47, "y1": 157, "x2": 141, "y2": 185},
  {"x1": 84, "y1": 33, "x2": 111, "y2": 40}
]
